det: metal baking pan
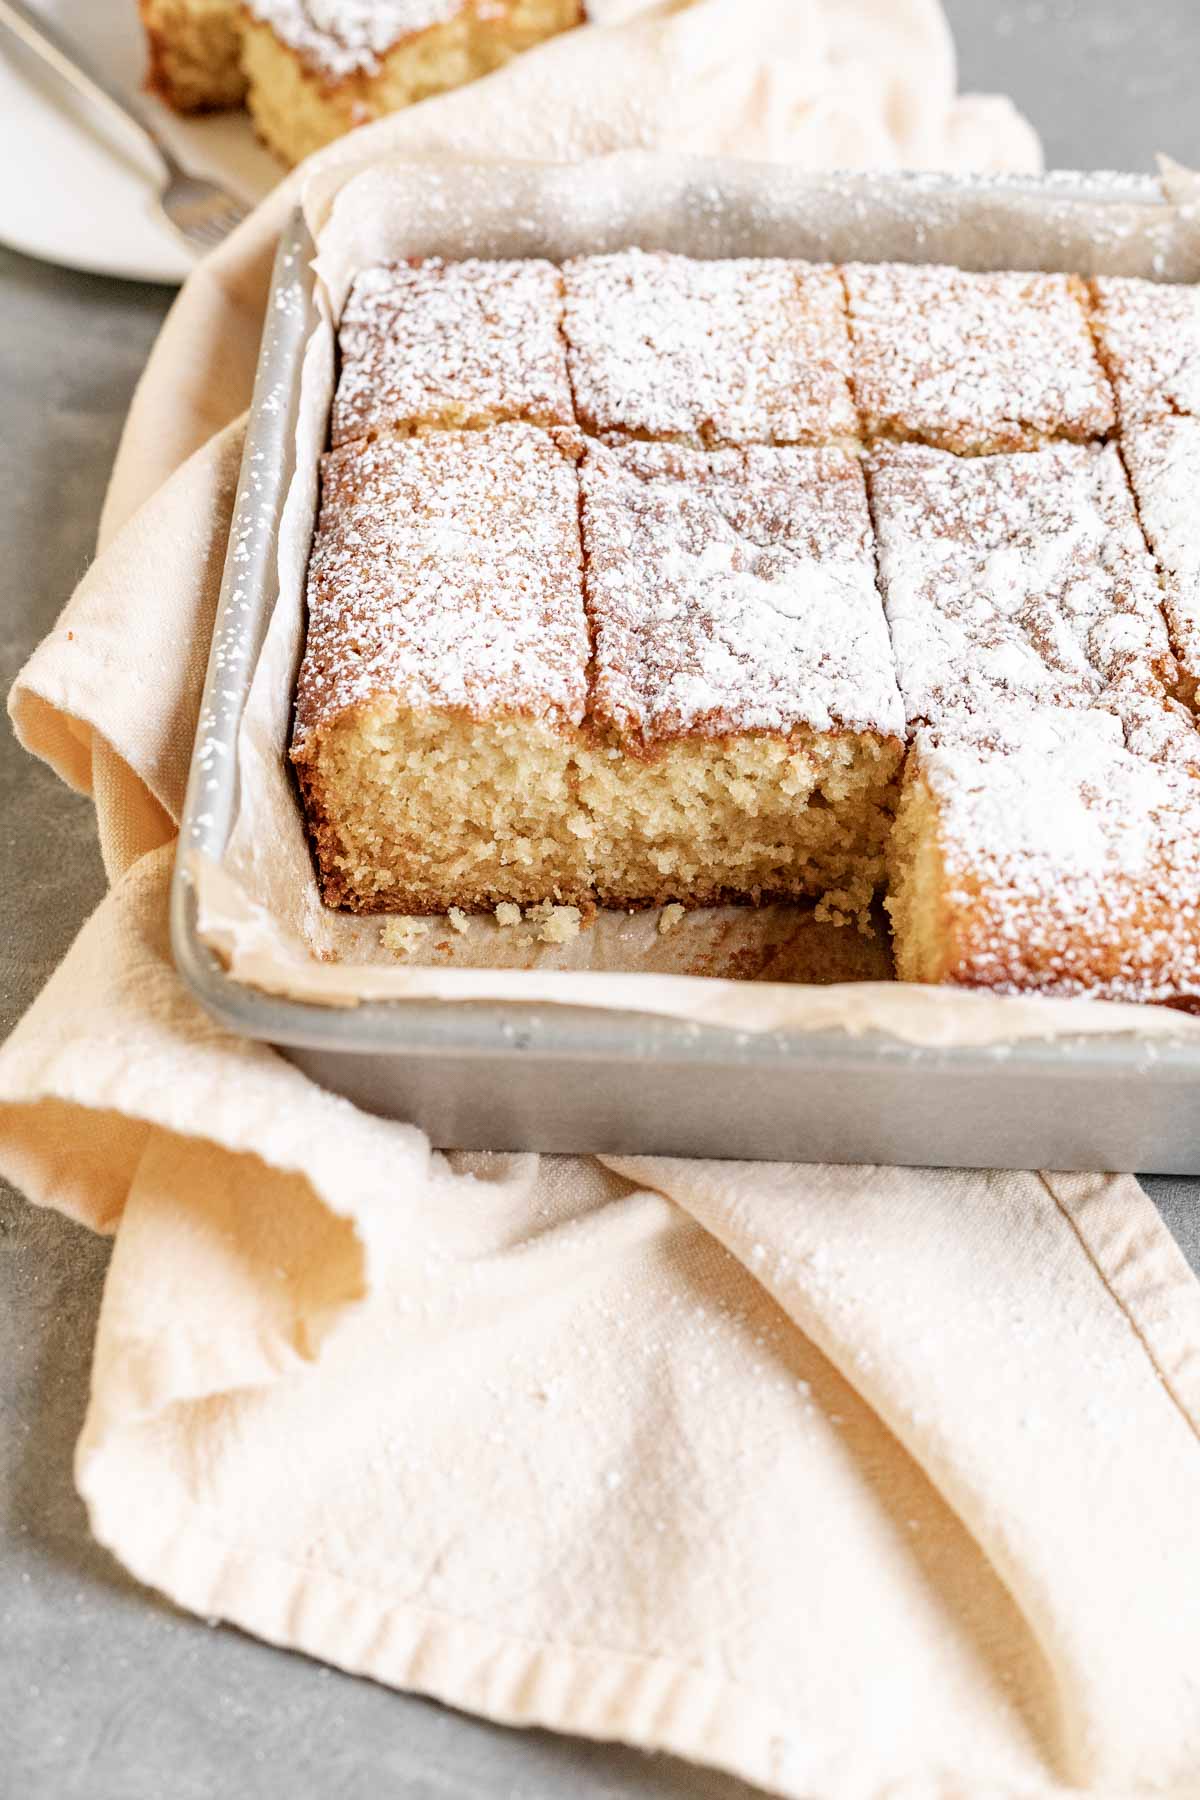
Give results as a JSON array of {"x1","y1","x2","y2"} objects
[{"x1": 171, "y1": 183, "x2": 1200, "y2": 1171}]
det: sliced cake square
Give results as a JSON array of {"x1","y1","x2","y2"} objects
[
  {"x1": 562, "y1": 251, "x2": 857, "y2": 449},
  {"x1": 330, "y1": 258, "x2": 574, "y2": 449},
  {"x1": 576, "y1": 440, "x2": 905, "y2": 919},
  {"x1": 887, "y1": 711, "x2": 1200, "y2": 1006},
  {"x1": 291, "y1": 424, "x2": 591, "y2": 912},
  {"x1": 843, "y1": 263, "x2": 1115, "y2": 454},
  {"x1": 866, "y1": 441, "x2": 1179, "y2": 732},
  {"x1": 240, "y1": 0, "x2": 583, "y2": 166},
  {"x1": 1090, "y1": 276, "x2": 1200, "y2": 425}
]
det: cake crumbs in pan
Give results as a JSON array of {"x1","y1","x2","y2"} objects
[
  {"x1": 526, "y1": 902, "x2": 583, "y2": 944},
  {"x1": 380, "y1": 917, "x2": 429, "y2": 956}
]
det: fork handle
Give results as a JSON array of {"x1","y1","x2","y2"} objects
[{"x1": 0, "y1": 0, "x2": 181, "y2": 180}]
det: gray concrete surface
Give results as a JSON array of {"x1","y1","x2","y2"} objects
[{"x1": 1, "y1": 4, "x2": 1198, "y2": 1795}]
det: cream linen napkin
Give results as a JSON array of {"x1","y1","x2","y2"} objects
[{"x1": 6, "y1": 4, "x2": 1200, "y2": 1796}]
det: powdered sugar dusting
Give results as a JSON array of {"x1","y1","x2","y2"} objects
[
  {"x1": 294, "y1": 424, "x2": 588, "y2": 739},
  {"x1": 580, "y1": 440, "x2": 904, "y2": 744},
  {"x1": 1120, "y1": 416, "x2": 1200, "y2": 691},
  {"x1": 1113, "y1": 685, "x2": 1200, "y2": 773},
  {"x1": 331, "y1": 258, "x2": 572, "y2": 448},
  {"x1": 245, "y1": 0, "x2": 466, "y2": 79},
  {"x1": 843, "y1": 263, "x2": 1115, "y2": 454},
  {"x1": 563, "y1": 250, "x2": 857, "y2": 448},
  {"x1": 868, "y1": 441, "x2": 1175, "y2": 729},
  {"x1": 1091, "y1": 276, "x2": 1200, "y2": 425},
  {"x1": 913, "y1": 712, "x2": 1200, "y2": 1004}
]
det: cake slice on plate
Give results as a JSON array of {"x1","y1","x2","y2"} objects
[
  {"x1": 141, "y1": 0, "x2": 583, "y2": 163},
  {"x1": 240, "y1": 0, "x2": 583, "y2": 165}
]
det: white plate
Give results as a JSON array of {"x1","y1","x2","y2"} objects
[{"x1": 0, "y1": 0, "x2": 281, "y2": 285}]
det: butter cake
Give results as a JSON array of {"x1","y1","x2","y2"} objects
[
  {"x1": 330, "y1": 258, "x2": 572, "y2": 449},
  {"x1": 576, "y1": 440, "x2": 905, "y2": 914},
  {"x1": 1090, "y1": 276, "x2": 1200, "y2": 425},
  {"x1": 887, "y1": 712, "x2": 1200, "y2": 1005},
  {"x1": 289, "y1": 250, "x2": 1200, "y2": 1008},
  {"x1": 562, "y1": 251, "x2": 857, "y2": 449},
  {"x1": 843, "y1": 263, "x2": 1115, "y2": 455},
  {"x1": 291, "y1": 423, "x2": 591, "y2": 912},
  {"x1": 142, "y1": 0, "x2": 581, "y2": 163},
  {"x1": 866, "y1": 440, "x2": 1178, "y2": 730}
]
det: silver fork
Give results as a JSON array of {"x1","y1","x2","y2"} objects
[{"x1": 0, "y1": 0, "x2": 250, "y2": 258}]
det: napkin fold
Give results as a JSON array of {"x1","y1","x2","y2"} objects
[{"x1": 6, "y1": 4, "x2": 1200, "y2": 1796}]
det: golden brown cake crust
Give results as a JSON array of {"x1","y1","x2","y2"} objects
[{"x1": 140, "y1": 0, "x2": 248, "y2": 110}]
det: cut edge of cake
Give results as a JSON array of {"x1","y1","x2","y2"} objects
[
  {"x1": 294, "y1": 703, "x2": 594, "y2": 913},
  {"x1": 574, "y1": 436, "x2": 905, "y2": 921}
]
